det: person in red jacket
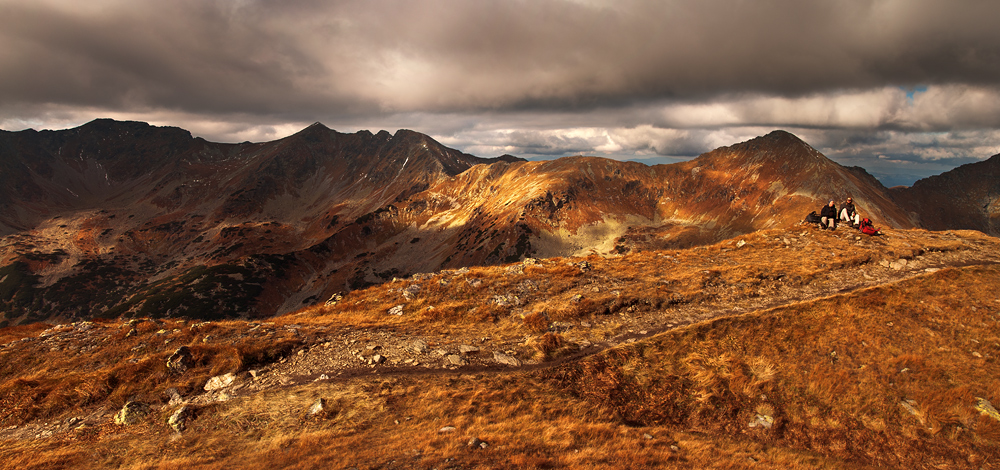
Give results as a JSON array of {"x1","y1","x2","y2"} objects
[{"x1": 819, "y1": 200, "x2": 837, "y2": 230}]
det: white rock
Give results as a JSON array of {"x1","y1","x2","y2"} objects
[
  {"x1": 204, "y1": 372, "x2": 236, "y2": 391},
  {"x1": 494, "y1": 351, "x2": 521, "y2": 367}
]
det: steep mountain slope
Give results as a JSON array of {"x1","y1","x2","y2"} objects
[
  {"x1": 0, "y1": 121, "x2": 992, "y2": 325},
  {"x1": 0, "y1": 120, "x2": 520, "y2": 325},
  {"x1": 890, "y1": 153, "x2": 1000, "y2": 235}
]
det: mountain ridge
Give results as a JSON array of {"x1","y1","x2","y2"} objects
[{"x1": 0, "y1": 120, "x2": 996, "y2": 325}]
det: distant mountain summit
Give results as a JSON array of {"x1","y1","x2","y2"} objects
[{"x1": 0, "y1": 120, "x2": 995, "y2": 325}]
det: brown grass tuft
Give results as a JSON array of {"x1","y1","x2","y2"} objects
[{"x1": 522, "y1": 311, "x2": 550, "y2": 333}]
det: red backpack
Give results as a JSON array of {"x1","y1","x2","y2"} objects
[{"x1": 859, "y1": 218, "x2": 881, "y2": 236}]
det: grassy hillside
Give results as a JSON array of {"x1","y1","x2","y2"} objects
[{"x1": 1, "y1": 227, "x2": 999, "y2": 469}]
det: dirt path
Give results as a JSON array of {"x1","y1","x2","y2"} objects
[{"x1": 3, "y1": 227, "x2": 999, "y2": 442}]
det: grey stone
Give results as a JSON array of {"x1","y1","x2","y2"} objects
[
  {"x1": 324, "y1": 293, "x2": 343, "y2": 306},
  {"x1": 468, "y1": 437, "x2": 488, "y2": 449},
  {"x1": 164, "y1": 387, "x2": 184, "y2": 406},
  {"x1": 168, "y1": 405, "x2": 194, "y2": 432},
  {"x1": 458, "y1": 344, "x2": 480, "y2": 354},
  {"x1": 167, "y1": 346, "x2": 194, "y2": 374},
  {"x1": 748, "y1": 414, "x2": 773, "y2": 429},
  {"x1": 113, "y1": 401, "x2": 150, "y2": 426},
  {"x1": 308, "y1": 398, "x2": 327, "y2": 416},
  {"x1": 975, "y1": 397, "x2": 1000, "y2": 422},
  {"x1": 493, "y1": 351, "x2": 521, "y2": 367},
  {"x1": 402, "y1": 284, "x2": 421, "y2": 300},
  {"x1": 204, "y1": 372, "x2": 236, "y2": 391},
  {"x1": 411, "y1": 339, "x2": 430, "y2": 354}
]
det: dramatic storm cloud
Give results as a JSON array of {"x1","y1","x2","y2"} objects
[{"x1": 2, "y1": 0, "x2": 1000, "y2": 185}]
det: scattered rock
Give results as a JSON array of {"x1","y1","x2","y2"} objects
[
  {"x1": 167, "y1": 346, "x2": 194, "y2": 374},
  {"x1": 467, "y1": 437, "x2": 488, "y2": 449},
  {"x1": 113, "y1": 401, "x2": 150, "y2": 426},
  {"x1": 164, "y1": 388, "x2": 184, "y2": 406},
  {"x1": 899, "y1": 399, "x2": 925, "y2": 424},
  {"x1": 446, "y1": 355, "x2": 467, "y2": 366},
  {"x1": 458, "y1": 345, "x2": 480, "y2": 354},
  {"x1": 492, "y1": 293, "x2": 521, "y2": 308},
  {"x1": 388, "y1": 305, "x2": 404, "y2": 316},
  {"x1": 204, "y1": 372, "x2": 236, "y2": 391},
  {"x1": 402, "y1": 284, "x2": 421, "y2": 300},
  {"x1": 411, "y1": 339, "x2": 430, "y2": 353},
  {"x1": 439, "y1": 426, "x2": 456, "y2": 433},
  {"x1": 371, "y1": 354, "x2": 386, "y2": 364},
  {"x1": 748, "y1": 414, "x2": 773, "y2": 429},
  {"x1": 890, "y1": 259, "x2": 908, "y2": 270},
  {"x1": 570, "y1": 294, "x2": 584, "y2": 303},
  {"x1": 493, "y1": 351, "x2": 521, "y2": 367},
  {"x1": 467, "y1": 278, "x2": 482, "y2": 288},
  {"x1": 736, "y1": 240, "x2": 747, "y2": 248},
  {"x1": 308, "y1": 398, "x2": 327, "y2": 416},
  {"x1": 975, "y1": 398, "x2": 1000, "y2": 422},
  {"x1": 168, "y1": 405, "x2": 194, "y2": 432},
  {"x1": 324, "y1": 293, "x2": 343, "y2": 306}
]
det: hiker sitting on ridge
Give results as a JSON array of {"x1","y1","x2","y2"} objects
[
  {"x1": 840, "y1": 197, "x2": 860, "y2": 227},
  {"x1": 819, "y1": 200, "x2": 837, "y2": 230}
]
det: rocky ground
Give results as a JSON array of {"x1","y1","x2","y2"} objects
[{"x1": 2, "y1": 225, "x2": 999, "y2": 445}]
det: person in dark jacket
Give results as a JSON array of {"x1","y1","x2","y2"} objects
[
  {"x1": 840, "y1": 197, "x2": 860, "y2": 227},
  {"x1": 820, "y1": 200, "x2": 837, "y2": 230}
]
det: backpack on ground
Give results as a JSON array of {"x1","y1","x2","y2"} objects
[
  {"x1": 805, "y1": 211, "x2": 822, "y2": 224},
  {"x1": 859, "y1": 218, "x2": 881, "y2": 236}
]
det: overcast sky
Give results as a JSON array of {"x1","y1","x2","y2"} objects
[{"x1": 2, "y1": 0, "x2": 1000, "y2": 186}]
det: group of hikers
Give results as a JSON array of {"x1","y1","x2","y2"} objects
[
  {"x1": 810, "y1": 197, "x2": 881, "y2": 235},
  {"x1": 819, "y1": 196, "x2": 859, "y2": 230}
]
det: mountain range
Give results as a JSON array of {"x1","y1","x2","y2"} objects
[{"x1": 1, "y1": 119, "x2": 997, "y2": 326}]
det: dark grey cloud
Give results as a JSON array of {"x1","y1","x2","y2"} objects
[
  {"x1": 1, "y1": 0, "x2": 999, "y2": 186},
  {"x1": 4, "y1": 0, "x2": 1000, "y2": 116}
]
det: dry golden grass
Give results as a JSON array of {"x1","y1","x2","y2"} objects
[
  {"x1": 561, "y1": 264, "x2": 1000, "y2": 468},
  {"x1": 0, "y1": 319, "x2": 310, "y2": 429},
  {"x1": 1, "y1": 227, "x2": 999, "y2": 469}
]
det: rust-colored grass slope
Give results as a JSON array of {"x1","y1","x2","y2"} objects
[
  {"x1": 562, "y1": 264, "x2": 1000, "y2": 468},
  {"x1": 0, "y1": 227, "x2": 998, "y2": 469}
]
